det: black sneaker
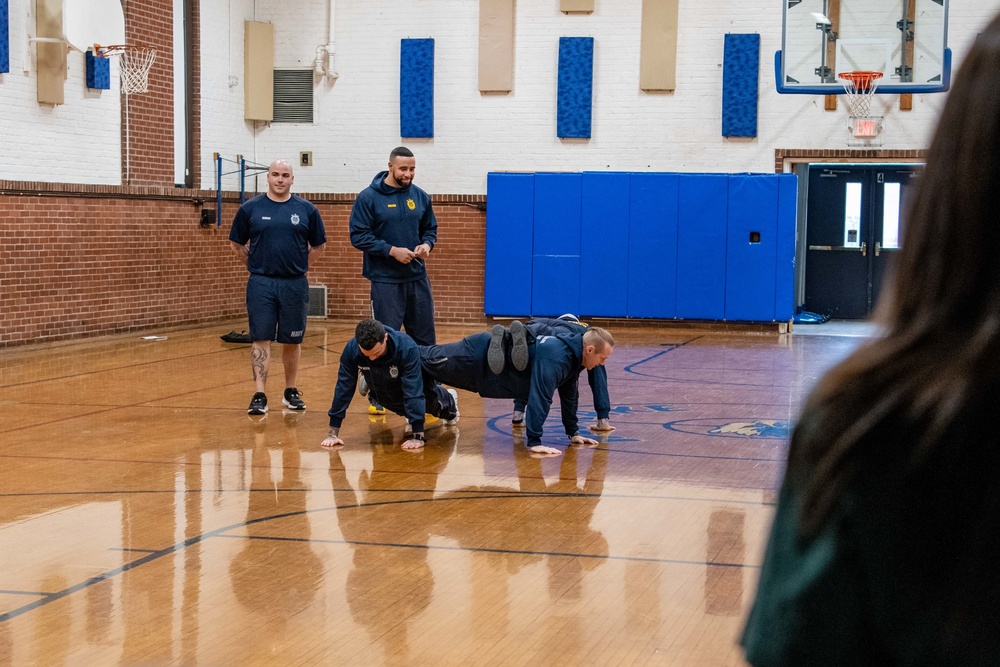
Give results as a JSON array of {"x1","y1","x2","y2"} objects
[
  {"x1": 282, "y1": 387, "x2": 306, "y2": 411},
  {"x1": 509, "y1": 320, "x2": 529, "y2": 371},
  {"x1": 247, "y1": 392, "x2": 268, "y2": 415},
  {"x1": 488, "y1": 324, "x2": 506, "y2": 375}
]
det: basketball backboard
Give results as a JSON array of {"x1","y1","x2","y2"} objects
[
  {"x1": 63, "y1": 0, "x2": 126, "y2": 52},
  {"x1": 776, "y1": 0, "x2": 950, "y2": 94}
]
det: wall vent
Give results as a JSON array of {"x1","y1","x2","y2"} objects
[
  {"x1": 273, "y1": 69, "x2": 314, "y2": 123},
  {"x1": 308, "y1": 284, "x2": 327, "y2": 318}
]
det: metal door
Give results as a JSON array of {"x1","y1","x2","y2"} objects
[{"x1": 803, "y1": 164, "x2": 919, "y2": 319}]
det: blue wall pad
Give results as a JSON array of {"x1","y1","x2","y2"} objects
[
  {"x1": 533, "y1": 173, "x2": 582, "y2": 255},
  {"x1": 86, "y1": 51, "x2": 111, "y2": 89},
  {"x1": 532, "y1": 255, "x2": 581, "y2": 317},
  {"x1": 580, "y1": 172, "x2": 630, "y2": 316},
  {"x1": 677, "y1": 174, "x2": 728, "y2": 320},
  {"x1": 485, "y1": 173, "x2": 535, "y2": 316},
  {"x1": 722, "y1": 33, "x2": 760, "y2": 138},
  {"x1": 725, "y1": 175, "x2": 779, "y2": 321},
  {"x1": 1, "y1": 0, "x2": 9, "y2": 74},
  {"x1": 557, "y1": 37, "x2": 594, "y2": 139},
  {"x1": 628, "y1": 173, "x2": 678, "y2": 318},
  {"x1": 774, "y1": 173, "x2": 798, "y2": 321},
  {"x1": 400, "y1": 38, "x2": 434, "y2": 138}
]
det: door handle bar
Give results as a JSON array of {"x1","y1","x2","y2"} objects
[{"x1": 808, "y1": 244, "x2": 868, "y2": 255}]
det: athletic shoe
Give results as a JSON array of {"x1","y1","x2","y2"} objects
[
  {"x1": 358, "y1": 374, "x2": 369, "y2": 397},
  {"x1": 247, "y1": 392, "x2": 268, "y2": 415},
  {"x1": 509, "y1": 320, "x2": 529, "y2": 371},
  {"x1": 487, "y1": 324, "x2": 506, "y2": 375},
  {"x1": 445, "y1": 388, "x2": 460, "y2": 424},
  {"x1": 368, "y1": 403, "x2": 386, "y2": 415},
  {"x1": 404, "y1": 421, "x2": 413, "y2": 434},
  {"x1": 511, "y1": 409, "x2": 525, "y2": 426},
  {"x1": 282, "y1": 387, "x2": 306, "y2": 411},
  {"x1": 425, "y1": 414, "x2": 442, "y2": 428}
]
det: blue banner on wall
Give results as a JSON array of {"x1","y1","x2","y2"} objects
[
  {"x1": 1, "y1": 0, "x2": 10, "y2": 74},
  {"x1": 722, "y1": 33, "x2": 760, "y2": 138},
  {"x1": 400, "y1": 38, "x2": 434, "y2": 138},
  {"x1": 557, "y1": 37, "x2": 594, "y2": 139}
]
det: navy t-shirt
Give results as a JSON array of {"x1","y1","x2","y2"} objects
[{"x1": 229, "y1": 194, "x2": 326, "y2": 277}]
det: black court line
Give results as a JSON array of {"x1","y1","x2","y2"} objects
[
  {"x1": 0, "y1": 486, "x2": 778, "y2": 508},
  {"x1": 0, "y1": 590, "x2": 47, "y2": 597},
  {"x1": 216, "y1": 532, "x2": 753, "y2": 569},
  {"x1": 0, "y1": 492, "x2": 765, "y2": 623}
]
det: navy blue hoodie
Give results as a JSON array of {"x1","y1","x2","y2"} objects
[
  {"x1": 327, "y1": 328, "x2": 429, "y2": 432},
  {"x1": 349, "y1": 171, "x2": 438, "y2": 283}
]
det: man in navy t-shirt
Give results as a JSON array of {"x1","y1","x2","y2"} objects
[{"x1": 229, "y1": 159, "x2": 326, "y2": 416}]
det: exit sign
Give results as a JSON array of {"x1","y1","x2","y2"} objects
[{"x1": 854, "y1": 118, "x2": 879, "y2": 138}]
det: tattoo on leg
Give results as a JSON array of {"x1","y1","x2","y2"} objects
[{"x1": 251, "y1": 346, "x2": 269, "y2": 384}]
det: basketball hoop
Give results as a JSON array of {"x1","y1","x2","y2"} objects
[
  {"x1": 96, "y1": 43, "x2": 156, "y2": 95},
  {"x1": 838, "y1": 70, "x2": 883, "y2": 118}
]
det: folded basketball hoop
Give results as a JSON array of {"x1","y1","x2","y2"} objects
[
  {"x1": 838, "y1": 70, "x2": 883, "y2": 118},
  {"x1": 96, "y1": 43, "x2": 156, "y2": 95}
]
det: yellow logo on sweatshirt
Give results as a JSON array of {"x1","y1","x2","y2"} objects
[
  {"x1": 407, "y1": 199, "x2": 416, "y2": 210},
  {"x1": 387, "y1": 203, "x2": 397, "y2": 208}
]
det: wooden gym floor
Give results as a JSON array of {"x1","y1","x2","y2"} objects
[{"x1": 0, "y1": 320, "x2": 869, "y2": 665}]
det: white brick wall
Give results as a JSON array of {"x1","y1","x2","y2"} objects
[
  {"x1": 0, "y1": 0, "x2": 123, "y2": 184},
  {"x1": 203, "y1": 1, "x2": 1000, "y2": 194},
  {"x1": 3, "y1": 1, "x2": 1000, "y2": 190}
]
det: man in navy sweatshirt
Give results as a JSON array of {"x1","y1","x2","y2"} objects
[
  {"x1": 349, "y1": 146, "x2": 438, "y2": 415},
  {"x1": 321, "y1": 319, "x2": 458, "y2": 451},
  {"x1": 420, "y1": 327, "x2": 616, "y2": 455}
]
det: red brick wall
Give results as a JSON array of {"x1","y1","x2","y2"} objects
[
  {"x1": 0, "y1": 185, "x2": 488, "y2": 348},
  {"x1": 121, "y1": 0, "x2": 178, "y2": 186}
]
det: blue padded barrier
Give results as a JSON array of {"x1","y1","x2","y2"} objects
[
  {"x1": 580, "y1": 172, "x2": 630, "y2": 316},
  {"x1": 722, "y1": 34, "x2": 760, "y2": 138},
  {"x1": 485, "y1": 173, "x2": 534, "y2": 316},
  {"x1": 725, "y1": 174, "x2": 779, "y2": 321},
  {"x1": 557, "y1": 37, "x2": 594, "y2": 139},
  {"x1": 532, "y1": 255, "x2": 581, "y2": 317},
  {"x1": 677, "y1": 174, "x2": 728, "y2": 319},
  {"x1": 774, "y1": 173, "x2": 797, "y2": 321},
  {"x1": 1, "y1": 0, "x2": 9, "y2": 73},
  {"x1": 533, "y1": 173, "x2": 582, "y2": 255},
  {"x1": 86, "y1": 51, "x2": 111, "y2": 89},
  {"x1": 400, "y1": 38, "x2": 434, "y2": 138},
  {"x1": 627, "y1": 173, "x2": 678, "y2": 318}
]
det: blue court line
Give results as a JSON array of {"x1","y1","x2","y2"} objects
[{"x1": 0, "y1": 491, "x2": 766, "y2": 623}]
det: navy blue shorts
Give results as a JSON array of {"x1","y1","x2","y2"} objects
[{"x1": 246, "y1": 274, "x2": 308, "y2": 344}]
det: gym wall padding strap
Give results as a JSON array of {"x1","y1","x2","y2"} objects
[
  {"x1": 86, "y1": 51, "x2": 111, "y2": 89},
  {"x1": 774, "y1": 174, "x2": 797, "y2": 321},
  {"x1": 478, "y1": 0, "x2": 515, "y2": 93},
  {"x1": 628, "y1": 173, "x2": 679, "y2": 318},
  {"x1": 485, "y1": 173, "x2": 534, "y2": 316},
  {"x1": 1, "y1": 0, "x2": 9, "y2": 73},
  {"x1": 726, "y1": 174, "x2": 779, "y2": 321},
  {"x1": 400, "y1": 38, "x2": 434, "y2": 138},
  {"x1": 677, "y1": 174, "x2": 728, "y2": 320},
  {"x1": 557, "y1": 37, "x2": 594, "y2": 139},
  {"x1": 581, "y1": 172, "x2": 630, "y2": 316},
  {"x1": 722, "y1": 33, "x2": 760, "y2": 137}
]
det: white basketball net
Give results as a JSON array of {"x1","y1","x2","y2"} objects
[
  {"x1": 102, "y1": 45, "x2": 157, "y2": 95},
  {"x1": 839, "y1": 71, "x2": 883, "y2": 118}
]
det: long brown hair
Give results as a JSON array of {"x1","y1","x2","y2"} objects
[{"x1": 792, "y1": 14, "x2": 1000, "y2": 538}]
